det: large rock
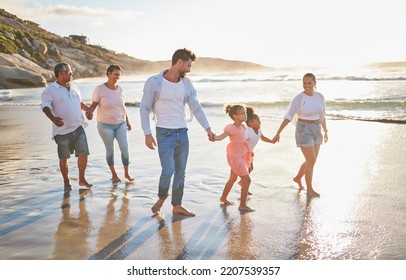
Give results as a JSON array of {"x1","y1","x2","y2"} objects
[
  {"x1": 0, "y1": 65, "x2": 47, "y2": 89},
  {"x1": 0, "y1": 53, "x2": 54, "y2": 88},
  {"x1": 3, "y1": 30, "x2": 15, "y2": 40},
  {"x1": 32, "y1": 39, "x2": 48, "y2": 55},
  {"x1": 21, "y1": 37, "x2": 32, "y2": 48}
]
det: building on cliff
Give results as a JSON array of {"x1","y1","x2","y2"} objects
[{"x1": 68, "y1": 35, "x2": 88, "y2": 45}]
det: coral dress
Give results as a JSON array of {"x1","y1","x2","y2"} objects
[{"x1": 224, "y1": 124, "x2": 251, "y2": 176}]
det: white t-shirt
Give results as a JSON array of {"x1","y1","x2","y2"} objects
[
  {"x1": 284, "y1": 92, "x2": 325, "y2": 122},
  {"x1": 154, "y1": 78, "x2": 186, "y2": 129},
  {"x1": 245, "y1": 126, "x2": 263, "y2": 151},
  {"x1": 41, "y1": 82, "x2": 85, "y2": 137},
  {"x1": 92, "y1": 84, "x2": 126, "y2": 125}
]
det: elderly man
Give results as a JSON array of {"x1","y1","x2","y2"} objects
[{"x1": 41, "y1": 62, "x2": 92, "y2": 191}]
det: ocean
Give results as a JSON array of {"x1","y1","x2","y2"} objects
[{"x1": 1, "y1": 66, "x2": 405, "y2": 124}]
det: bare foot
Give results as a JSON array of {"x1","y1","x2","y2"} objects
[
  {"x1": 151, "y1": 199, "x2": 165, "y2": 215},
  {"x1": 307, "y1": 190, "x2": 320, "y2": 197},
  {"x1": 64, "y1": 179, "x2": 72, "y2": 190},
  {"x1": 293, "y1": 177, "x2": 304, "y2": 191},
  {"x1": 125, "y1": 175, "x2": 135, "y2": 182},
  {"x1": 111, "y1": 177, "x2": 121, "y2": 183},
  {"x1": 172, "y1": 205, "x2": 196, "y2": 216},
  {"x1": 79, "y1": 180, "x2": 93, "y2": 188},
  {"x1": 220, "y1": 197, "x2": 234, "y2": 205},
  {"x1": 238, "y1": 206, "x2": 255, "y2": 212}
]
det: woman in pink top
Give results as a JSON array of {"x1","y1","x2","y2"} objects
[
  {"x1": 87, "y1": 64, "x2": 134, "y2": 183},
  {"x1": 214, "y1": 104, "x2": 254, "y2": 212}
]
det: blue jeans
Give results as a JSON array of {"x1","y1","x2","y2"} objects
[
  {"x1": 97, "y1": 121, "x2": 129, "y2": 166},
  {"x1": 156, "y1": 127, "x2": 189, "y2": 206}
]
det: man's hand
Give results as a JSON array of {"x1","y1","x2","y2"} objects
[
  {"x1": 145, "y1": 134, "x2": 157, "y2": 150},
  {"x1": 43, "y1": 107, "x2": 64, "y2": 127},
  {"x1": 52, "y1": 116, "x2": 64, "y2": 127},
  {"x1": 206, "y1": 128, "x2": 215, "y2": 142}
]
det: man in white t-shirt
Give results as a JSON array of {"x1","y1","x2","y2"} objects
[
  {"x1": 140, "y1": 48, "x2": 215, "y2": 216},
  {"x1": 41, "y1": 62, "x2": 92, "y2": 191}
]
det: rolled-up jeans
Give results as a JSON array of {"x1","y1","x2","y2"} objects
[
  {"x1": 156, "y1": 127, "x2": 189, "y2": 206},
  {"x1": 97, "y1": 121, "x2": 129, "y2": 166}
]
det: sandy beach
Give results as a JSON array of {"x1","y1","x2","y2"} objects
[{"x1": 1, "y1": 105, "x2": 406, "y2": 260}]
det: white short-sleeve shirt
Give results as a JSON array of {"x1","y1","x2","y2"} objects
[
  {"x1": 245, "y1": 127, "x2": 263, "y2": 151},
  {"x1": 41, "y1": 82, "x2": 85, "y2": 137}
]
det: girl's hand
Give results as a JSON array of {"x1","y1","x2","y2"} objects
[{"x1": 271, "y1": 134, "x2": 280, "y2": 143}]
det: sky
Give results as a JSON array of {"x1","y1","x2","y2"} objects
[{"x1": 1, "y1": 0, "x2": 406, "y2": 68}]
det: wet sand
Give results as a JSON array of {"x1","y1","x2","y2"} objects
[{"x1": 1, "y1": 105, "x2": 406, "y2": 260}]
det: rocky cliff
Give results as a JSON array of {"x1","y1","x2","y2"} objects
[
  {"x1": 0, "y1": 8, "x2": 164, "y2": 89},
  {"x1": 0, "y1": 8, "x2": 271, "y2": 89}
]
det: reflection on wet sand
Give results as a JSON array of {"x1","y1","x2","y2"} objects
[
  {"x1": 155, "y1": 214, "x2": 187, "y2": 260},
  {"x1": 157, "y1": 207, "x2": 229, "y2": 259},
  {"x1": 152, "y1": 206, "x2": 258, "y2": 260},
  {"x1": 226, "y1": 209, "x2": 257, "y2": 259},
  {"x1": 294, "y1": 193, "x2": 318, "y2": 259},
  {"x1": 89, "y1": 183, "x2": 154, "y2": 260},
  {"x1": 95, "y1": 184, "x2": 130, "y2": 258},
  {"x1": 52, "y1": 189, "x2": 92, "y2": 259}
]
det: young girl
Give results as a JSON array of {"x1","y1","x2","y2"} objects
[
  {"x1": 238, "y1": 106, "x2": 275, "y2": 195},
  {"x1": 245, "y1": 106, "x2": 275, "y2": 174},
  {"x1": 214, "y1": 104, "x2": 254, "y2": 212}
]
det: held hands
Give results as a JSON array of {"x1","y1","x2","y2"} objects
[
  {"x1": 271, "y1": 134, "x2": 280, "y2": 143},
  {"x1": 85, "y1": 108, "x2": 93, "y2": 120},
  {"x1": 206, "y1": 128, "x2": 215, "y2": 142}
]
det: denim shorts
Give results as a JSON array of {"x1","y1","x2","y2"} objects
[
  {"x1": 295, "y1": 121, "x2": 323, "y2": 147},
  {"x1": 54, "y1": 126, "x2": 89, "y2": 159}
]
